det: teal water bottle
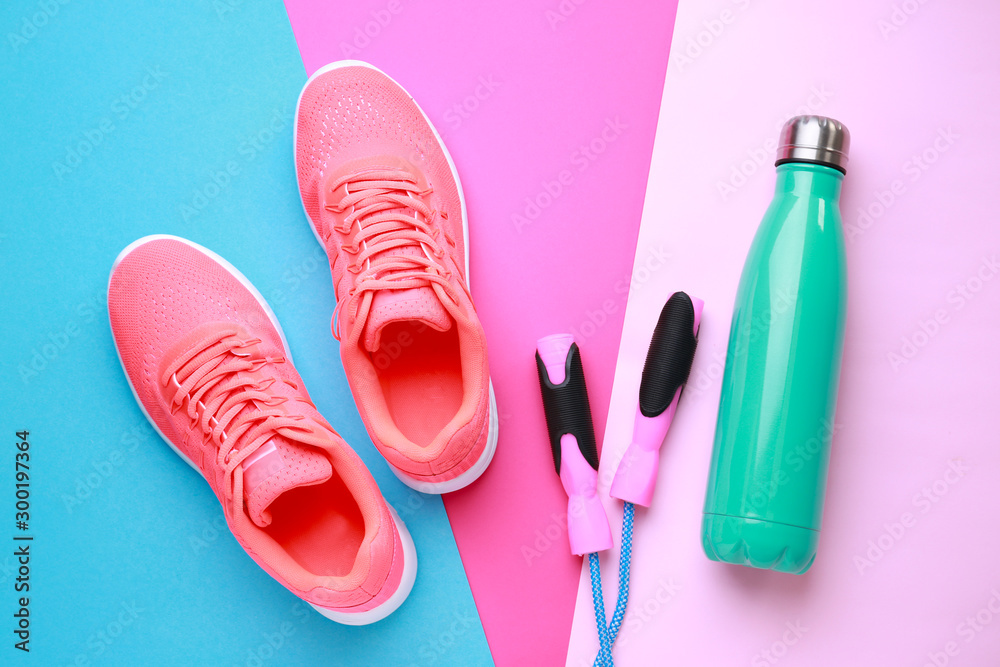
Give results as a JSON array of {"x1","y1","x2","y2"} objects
[{"x1": 702, "y1": 116, "x2": 850, "y2": 574}]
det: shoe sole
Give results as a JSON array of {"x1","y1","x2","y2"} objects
[
  {"x1": 107, "y1": 233, "x2": 416, "y2": 625},
  {"x1": 293, "y1": 61, "x2": 498, "y2": 494}
]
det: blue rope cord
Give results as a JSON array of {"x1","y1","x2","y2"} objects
[
  {"x1": 607, "y1": 502, "x2": 635, "y2": 645},
  {"x1": 588, "y1": 552, "x2": 611, "y2": 666},
  {"x1": 590, "y1": 502, "x2": 636, "y2": 667}
]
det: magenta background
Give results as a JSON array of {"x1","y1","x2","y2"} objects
[
  {"x1": 282, "y1": 1, "x2": 680, "y2": 664},
  {"x1": 566, "y1": 1, "x2": 1000, "y2": 666}
]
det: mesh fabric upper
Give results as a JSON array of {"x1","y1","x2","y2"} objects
[{"x1": 295, "y1": 65, "x2": 466, "y2": 266}]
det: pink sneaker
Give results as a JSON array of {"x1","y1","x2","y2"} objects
[
  {"x1": 107, "y1": 235, "x2": 415, "y2": 624},
  {"x1": 294, "y1": 61, "x2": 498, "y2": 494}
]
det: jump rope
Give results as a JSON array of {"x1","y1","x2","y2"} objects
[{"x1": 535, "y1": 292, "x2": 703, "y2": 666}]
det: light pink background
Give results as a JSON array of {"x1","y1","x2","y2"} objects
[
  {"x1": 567, "y1": 1, "x2": 1000, "y2": 665},
  {"x1": 282, "y1": 1, "x2": 680, "y2": 664}
]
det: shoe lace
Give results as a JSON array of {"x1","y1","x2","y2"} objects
[
  {"x1": 324, "y1": 167, "x2": 463, "y2": 340},
  {"x1": 160, "y1": 326, "x2": 311, "y2": 505}
]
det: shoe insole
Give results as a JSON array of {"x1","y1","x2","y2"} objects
[
  {"x1": 264, "y1": 473, "x2": 364, "y2": 578},
  {"x1": 376, "y1": 322, "x2": 463, "y2": 448}
]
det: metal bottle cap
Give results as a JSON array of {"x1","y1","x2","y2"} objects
[{"x1": 776, "y1": 115, "x2": 850, "y2": 173}]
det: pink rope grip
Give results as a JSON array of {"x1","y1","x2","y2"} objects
[
  {"x1": 537, "y1": 335, "x2": 612, "y2": 555},
  {"x1": 610, "y1": 294, "x2": 704, "y2": 507}
]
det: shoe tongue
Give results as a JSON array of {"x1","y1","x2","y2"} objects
[
  {"x1": 363, "y1": 284, "x2": 452, "y2": 352},
  {"x1": 320, "y1": 156, "x2": 454, "y2": 352},
  {"x1": 243, "y1": 434, "x2": 332, "y2": 528}
]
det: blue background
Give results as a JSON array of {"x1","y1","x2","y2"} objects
[{"x1": 0, "y1": 1, "x2": 492, "y2": 664}]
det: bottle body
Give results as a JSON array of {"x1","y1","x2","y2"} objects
[{"x1": 702, "y1": 162, "x2": 847, "y2": 574}]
